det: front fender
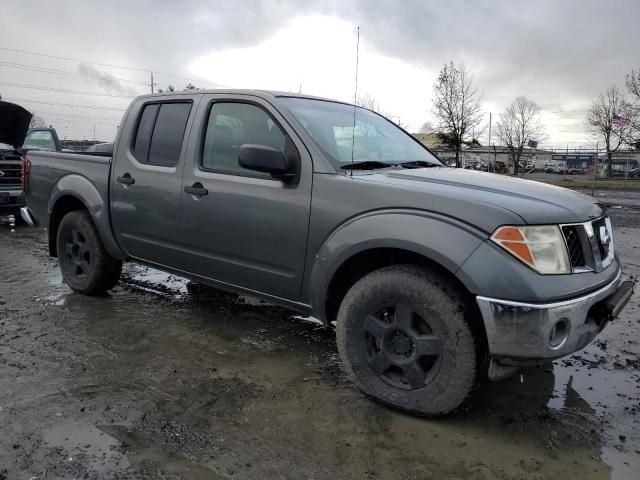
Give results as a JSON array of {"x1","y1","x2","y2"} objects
[
  {"x1": 306, "y1": 209, "x2": 487, "y2": 322},
  {"x1": 48, "y1": 174, "x2": 126, "y2": 260}
]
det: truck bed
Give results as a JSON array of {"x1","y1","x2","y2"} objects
[{"x1": 26, "y1": 151, "x2": 111, "y2": 230}]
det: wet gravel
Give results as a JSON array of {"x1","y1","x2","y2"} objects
[{"x1": 0, "y1": 210, "x2": 639, "y2": 480}]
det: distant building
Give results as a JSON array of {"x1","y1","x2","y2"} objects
[
  {"x1": 412, "y1": 133, "x2": 445, "y2": 149},
  {"x1": 551, "y1": 154, "x2": 595, "y2": 169}
]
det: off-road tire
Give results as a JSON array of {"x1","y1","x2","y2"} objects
[
  {"x1": 336, "y1": 265, "x2": 481, "y2": 416},
  {"x1": 56, "y1": 210, "x2": 122, "y2": 295}
]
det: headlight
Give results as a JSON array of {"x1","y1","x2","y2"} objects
[{"x1": 491, "y1": 225, "x2": 570, "y2": 274}]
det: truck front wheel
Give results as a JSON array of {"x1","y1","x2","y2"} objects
[
  {"x1": 336, "y1": 265, "x2": 481, "y2": 416},
  {"x1": 56, "y1": 210, "x2": 122, "y2": 295}
]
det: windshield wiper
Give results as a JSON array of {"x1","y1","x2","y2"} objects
[
  {"x1": 341, "y1": 161, "x2": 398, "y2": 170},
  {"x1": 399, "y1": 161, "x2": 441, "y2": 169}
]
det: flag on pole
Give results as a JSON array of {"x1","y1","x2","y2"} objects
[{"x1": 612, "y1": 113, "x2": 631, "y2": 127}]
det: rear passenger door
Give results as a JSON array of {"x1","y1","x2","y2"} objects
[{"x1": 111, "y1": 97, "x2": 197, "y2": 266}]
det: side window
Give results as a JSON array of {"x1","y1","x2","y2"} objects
[
  {"x1": 132, "y1": 104, "x2": 158, "y2": 162},
  {"x1": 132, "y1": 102, "x2": 191, "y2": 167},
  {"x1": 201, "y1": 102, "x2": 286, "y2": 176}
]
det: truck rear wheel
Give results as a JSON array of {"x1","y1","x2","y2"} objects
[
  {"x1": 336, "y1": 265, "x2": 480, "y2": 416},
  {"x1": 56, "y1": 210, "x2": 122, "y2": 295}
]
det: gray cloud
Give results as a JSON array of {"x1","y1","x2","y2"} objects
[
  {"x1": 76, "y1": 63, "x2": 140, "y2": 97},
  {"x1": 1, "y1": 0, "x2": 638, "y2": 142}
]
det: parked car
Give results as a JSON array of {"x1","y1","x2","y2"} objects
[
  {"x1": 0, "y1": 101, "x2": 31, "y2": 222},
  {"x1": 22, "y1": 127, "x2": 63, "y2": 152},
  {"x1": 21, "y1": 90, "x2": 633, "y2": 415},
  {"x1": 628, "y1": 167, "x2": 640, "y2": 178}
]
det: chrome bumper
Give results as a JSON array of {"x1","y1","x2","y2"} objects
[
  {"x1": 476, "y1": 269, "x2": 623, "y2": 363},
  {"x1": 19, "y1": 206, "x2": 37, "y2": 226}
]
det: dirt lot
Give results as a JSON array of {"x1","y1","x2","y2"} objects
[
  {"x1": 516, "y1": 172, "x2": 640, "y2": 192},
  {"x1": 1, "y1": 208, "x2": 639, "y2": 480}
]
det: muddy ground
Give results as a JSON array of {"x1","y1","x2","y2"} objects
[{"x1": 0, "y1": 207, "x2": 639, "y2": 480}]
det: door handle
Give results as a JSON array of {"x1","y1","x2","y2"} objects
[
  {"x1": 116, "y1": 173, "x2": 135, "y2": 185},
  {"x1": 184, "y1": 182, "x2": 208, "y2": 197}
]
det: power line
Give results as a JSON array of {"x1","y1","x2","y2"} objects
[
  {"x1": 3, "y1": 97, "x2": 127, "y2": 111},
  {"x1": 0, "y1": 61, "x2": 149, "y2": 85},
  {"x1": 28, "y1": 111, "x2": 122, "y2": 122},
  {"x1": 0, "y1": 46, "x2": 150, "y2": 72},
  {"x1": 0, "y1": 46, "x2": 230, "y2": 88},
  {"x1": 40, "y1": 116, "x2": 118, "y2": 126},
  {"x1": 0, "y1": 81, "x2": 136, "y2": 99}
]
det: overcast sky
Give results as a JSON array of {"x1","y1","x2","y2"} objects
[{"x1": 1, "y1": 0, "x2": 639, "y2": 147}]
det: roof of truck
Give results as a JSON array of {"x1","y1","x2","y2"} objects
[{"x1": 136, "y1": 89, "x2": 353, "y2": 106}]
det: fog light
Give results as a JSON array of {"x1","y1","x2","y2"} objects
[{"x1": 549, "y1": 319, "x2": 569, "y2": 348}]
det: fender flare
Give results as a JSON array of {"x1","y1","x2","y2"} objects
[
  {"x1": 305, "y1": 209, "x2": 487, "y2": 322},
  {"x1": 48, "y1": 174, "x2": 126, "y2": 260}
]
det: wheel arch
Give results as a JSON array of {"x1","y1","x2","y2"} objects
[
  {"x1": 306, "y1": 210, "x2": 487, "y2": 326},
  {"x1": 48, "y1": 175, "x2": 125, "y2": 260}
]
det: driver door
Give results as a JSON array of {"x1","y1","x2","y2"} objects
[{"x1": 178, "y1": 95, "x2": 313, "y2": 300}]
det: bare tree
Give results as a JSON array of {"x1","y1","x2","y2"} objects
[
  {"x1": 626, "y1": 69, "x2": 640, "y2": 145},
  {"x1": 496, "y1": 96, "x2": 544, "y2": 175},
  {"x1": 587, "y1": 85, "x2": 632, "y2": 176},
  {"x1": 356, "y1": 94, "x2": 381, "y2": 113},
  {"x1": 29, "y1": 115, "x2": 47, "y2": 129},
  {"x1": 356, "y1": 93, "x2": 407, "y2": 128},
  {"x1": 431, "y1": 62, "x2": 483, "y2": 167},
  {"x1": 627, "y1": 69, "x2": 640, "y2": 100},
  {"x1": 184, "y1": 83, "x2": 199, "y2": 91},
  {"x1": 157, "y1": 85, "x2": 176, "y2": 93}
]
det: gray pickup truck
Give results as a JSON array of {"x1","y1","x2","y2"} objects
[{"x1": 22, "y1": 90, "x2": 633, "y2": 415}]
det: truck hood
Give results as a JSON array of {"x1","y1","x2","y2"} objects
[
  {"x1": 0, "y1": 101, "x2": 32, "y2": 148},
  {"x1": 363, "y1": 167, "x2": 604, "y2": 225}
]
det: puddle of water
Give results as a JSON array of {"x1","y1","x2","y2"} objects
[
  {"x1": 41, "y1": 421, "x2": 130, "y2": 475},
  {"x1": 99, "y1": 425, "x2": 227, "y2": 479},
  {"x1": 124, "y1": 264, "x2": 190, "y2": 295},
  {"x1": 547, "y1": 358, "x2": 640, "y2": 480},
  {"x1": 37, "y1": 294, "x2": 66, "y2": 306}
]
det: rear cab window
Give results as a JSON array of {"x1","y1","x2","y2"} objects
[{"x1": 132, "y1": 102, "x2": 192, "y2": 167}]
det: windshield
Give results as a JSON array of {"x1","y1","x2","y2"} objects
[{"x1": 279, "y1": 97, "x2": 441, "y2": 169}]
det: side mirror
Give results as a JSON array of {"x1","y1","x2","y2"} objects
[{"x1": 238, "y1": 144, "x2": 296, "y2": 182}]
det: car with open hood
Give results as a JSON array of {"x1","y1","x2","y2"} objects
[{"x1": 0, "y1": 100, "x2": 32, "y2": 222}]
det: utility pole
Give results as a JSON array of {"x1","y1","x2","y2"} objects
[
  {"x1": 150, "y1": 71, "x2": 154, "y2": 94},
  {"x1": 564, "y1": 143, "x2": 568, "y2": 181},
  {"x1": 592, "y1": 142, "x2": 598, "y2": 197},
  {"x1": 487, "y1": 112, "x2": 492, "y2": 172}
]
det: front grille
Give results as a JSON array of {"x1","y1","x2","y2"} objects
[
  {"x1": 562, "y1": 225, "x2": 586, "y2": 267},
  {"x1": 0, "y1": 161, "x2": 22, "y2": 188},
  {"x1": 561, "y1": 216, "x2": 614, "y2": 273},
  {"x1": 592, "y1": 217, "x2": 608, "y2": 260}
]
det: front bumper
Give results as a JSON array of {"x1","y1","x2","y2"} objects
[
  {"x1": 0, "y1": 191, "x2": 25, "y2": 212},
  {"x1": 476, "y1": 269, "x2": 631, "y2": 364}
]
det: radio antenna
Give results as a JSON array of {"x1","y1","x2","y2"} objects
[{"x1": 350, "y1": 26, "x2": 360, "y2": 177}]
